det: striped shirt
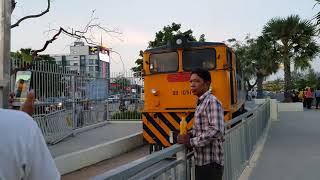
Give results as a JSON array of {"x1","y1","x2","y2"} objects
[{"x1": 190, "y1": 90, "x2": 225, "y2": 166}]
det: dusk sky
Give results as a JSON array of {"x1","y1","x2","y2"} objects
[{"x1": 11, "y1": 0, "x2": 320, "y2": 79}]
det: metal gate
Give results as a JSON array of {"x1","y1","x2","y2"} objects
[{"x1": 11, "y1": 60, "x2": 143, "y2": 144}]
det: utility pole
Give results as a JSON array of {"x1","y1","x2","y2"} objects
[{"x1": 0, "y1": 0, "x2": 11, "y2": 108}]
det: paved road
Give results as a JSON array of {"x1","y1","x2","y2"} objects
[
  {"x1": 249, "y1": 109, "x2": 320, "y2": 180},
  {"x1": 49, "y1": 122, "x2": 142, "y2": 157}
]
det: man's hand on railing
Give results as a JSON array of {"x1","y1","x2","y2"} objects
[
  {"x1": 8, "y1": 90, "x2": 35, "y2": 116},
  {"x1": 177, "y1": 134, "x2": 192, "y2": 148}
]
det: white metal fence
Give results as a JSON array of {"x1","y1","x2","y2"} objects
[
  {"x1": 93, "y1": 100, "x2": 271, "y2": 180},
  {"x1": 10, "y1": 60, "x2": 143, "y2": 144}
]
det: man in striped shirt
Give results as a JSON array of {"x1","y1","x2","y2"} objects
[{"x1": 177, "y1": 69, "x2": 225, "y2": 180}]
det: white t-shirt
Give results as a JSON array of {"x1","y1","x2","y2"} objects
[{"x1": 0, "y1": 109, "x2": 60, "y2": 180}]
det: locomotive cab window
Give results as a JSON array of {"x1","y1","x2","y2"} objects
[
  {"x1": 183, "y1": 49, "x2": 216, "y2": 71},
  {"x1": 149, "y1": 52, "x2": 178, "y2": 73}
]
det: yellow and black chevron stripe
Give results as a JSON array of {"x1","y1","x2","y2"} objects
[{"x1": 142, "y1": 112, "x2": 194, "y2": 147}]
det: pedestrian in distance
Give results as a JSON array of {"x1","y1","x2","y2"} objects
[
  {"x1": 177, "y1": 69, "x2": 225, "y2": 180},
  {"x1": 305, "y1": 87, "x2": 314, "y2": 109},
  {"x1": 315, "y1": 87, "x2": 320, "y2": 109}
]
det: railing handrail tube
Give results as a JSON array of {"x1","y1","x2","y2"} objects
[
  {"x1": 93, "y1": 144, "x2": 185, "y2": 180},
  {"x1": 139, "y1": 159, "x2": 184, "y2": 180}
]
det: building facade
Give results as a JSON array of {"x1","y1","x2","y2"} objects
[{"x1": 52, "y1": 41, "x2": 110, "y2": 78}]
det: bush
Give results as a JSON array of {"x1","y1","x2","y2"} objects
[{"x1": 111, "y1": 111, "x2": 141, "y2": 120}]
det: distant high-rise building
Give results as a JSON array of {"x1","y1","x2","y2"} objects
[{"x1": 52, "y1": 41, "x2": 110, "y2": 78}]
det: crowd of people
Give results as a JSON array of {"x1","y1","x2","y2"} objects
[{"x1": 290, "y1": 87, "x2": 320, "y2": 109}]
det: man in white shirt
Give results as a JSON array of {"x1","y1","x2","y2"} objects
[{"x1": 1, "y1": 91, "x2": 60, "y2": 180}]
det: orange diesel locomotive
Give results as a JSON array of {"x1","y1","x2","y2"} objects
[{"x1": 142, "y1": 38, "x2": 246, "y2": 150}]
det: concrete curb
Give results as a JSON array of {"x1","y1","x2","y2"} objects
[{"x1": 54, "y1": 132, "x2": 143, "y2": 175}]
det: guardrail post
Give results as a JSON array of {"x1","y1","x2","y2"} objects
[
  {"x1": 71, "y1": 76, "x2": 76, "y2": 130},
  {"x1": 176, "y1": 146, "x2": 187, "y2": 180}
]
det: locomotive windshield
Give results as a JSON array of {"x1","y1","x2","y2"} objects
[
  {"x1": 183, "y1": 48, "x2": 216, "y2": 71},
  {"x1": 149, "y1": 52, "x2": 178, "y2": 73}
]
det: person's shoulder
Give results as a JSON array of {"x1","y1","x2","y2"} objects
[
  {"x1": 0, "y1": 109, "x2": 38, "y2": 129},
  {"x1": 208, "y1": 94, "x2": 222, "y2": 106}
]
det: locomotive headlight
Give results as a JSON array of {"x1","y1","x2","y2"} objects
[
  {"x1": 151, "y1": 88, "x2": 159, "y2": 96},
  {"x1": 176, "y1": 39, "x2": 183, "y2": 45}
]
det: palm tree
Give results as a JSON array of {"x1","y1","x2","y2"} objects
[
  {"x1": 314, "y1": 0, "x2": 320, "y2": 33},
  {"x1": 263, "y1": 15, "x2": 319, "y2": 100}
]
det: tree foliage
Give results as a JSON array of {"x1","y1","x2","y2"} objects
[
  {"x1": 262, "y1": 15, "x2": 319, "y2": 94},
  {"x1": 293, "y1": 69, "x2": 320, "y2": 90},
  {"x1": 11, "y1": 48, "x2": 55, "y2": 64},
  {"x1": 226, "y1": 36, "x2": 280, "y2": 96},
  {"x1": 111, "y1": 76, "x2": 131, "y2": 94},
  {"x1": 131, "y1": 50, "x2": 143, "y2": 76},
  {"x1": 314, "y1": 0, "x2": 320, "y2": 33}
]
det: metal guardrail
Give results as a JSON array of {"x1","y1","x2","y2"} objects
[
  {"x1": 93, "y1": 99, "x2": 271, "y2": 180},
  {"x1": 93, "y1": 144, "x2": 187, "y2": 180},
  {"x1": 10, "y1": 60, "x2": 143, "y2": 144},
  {"x1": 223, "y1": 100, "x2": 270, "y2": 180},
  {"x1": 33, "y1": 109, "x2": 73, "y2": 145}
]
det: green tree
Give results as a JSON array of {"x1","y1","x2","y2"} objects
[
  {"x1": 11, "y1": 48, "x2": 56, "y2": 64},
  {"x1": 148, "y1": 22, "x2": 197, "y2": 48},
  {"x1": 247, "y1": 36, "x2": 281, "y2": 97},
  {"x1": 314, "y1": 0, "x2": 320, "y2": 33},
  {"x1": 262, "y1": 15, "x2": 319, "y2": 98},
  {"x1": 227, "y1": 36, "x2": 280, "y2": 97},
  {"x1": 131, "y1": 50, "x2": 143, "y2": 77},
  {"x1": 111, "y1": 76, "x2": 131, "y2": 94},
  {"x1": 226, "y1": 37, "x2": 256, "y2": 91},
  {"x1": 306, "y1": 69, "x2": 318, "y2": 89},
  {"x1": 131, "y1": 22, "x2": 206, "y2": 73}
]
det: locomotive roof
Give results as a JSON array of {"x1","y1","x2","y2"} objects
[{"x1": 145, "y1": 41, "x2": 227, "y2": 53}]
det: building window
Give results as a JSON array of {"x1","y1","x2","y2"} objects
[
  {"x1": 89, "y1": 59, "x2": 94, "y2": 65},
  {"x1": 80, "y1": 55, "x2": 85, "y2": 60},
  {"x1": 95, "y1": 66, "x2": 99, "y2": 71},
  {"x1": 66, "y1": 61, "x2": 70, "y2": 66},
  {"x1": 74, "y1": 63, "x2": 78, "y2": 66},
  {"x1": 89, "y1": 66, "x2": 94, "y2": 71}
]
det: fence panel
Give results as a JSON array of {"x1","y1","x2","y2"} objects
[{"x1": 10, "y1": 60, "x2": 143, "y2": 144}]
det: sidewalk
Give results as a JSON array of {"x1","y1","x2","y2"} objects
[
  {"x1": 49, "y1": 122, "x2": 142, "y2": 157},
  {"x1": 249, "y1": 109, "x2": 320, "y2": 180}
]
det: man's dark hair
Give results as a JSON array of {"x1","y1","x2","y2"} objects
[{"x1": 191, "y1": 69, "x2": 211, "y2": 83}]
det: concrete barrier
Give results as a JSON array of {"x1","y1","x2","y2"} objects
[
  {"x1": 54, "y1": 132, "x2": 143, "y2": 175},
  {"x1": 254, "y1": 98, "x2": 267, "y2": 104},
  {"x1": 270, "y1": 99, "x2": 278, "y2": 121},
  {"x1": 277, "y1": 102, "x2": 303, "y2": 112}
]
